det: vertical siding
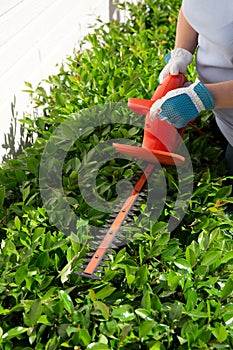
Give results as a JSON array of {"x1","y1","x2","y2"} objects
[{"x1": 1, "y1": 0, "x2": 128, "y2": 159}]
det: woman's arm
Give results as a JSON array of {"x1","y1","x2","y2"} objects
[
  {"x1": 206, "y1": 81, "x2": 233, "y2": 109},
  {"x1": 175, "y1": 9, "x2": 233, "y2": 110},
  {"x1": 175, "y1": 8, "x2": 198, "y2": 54}
]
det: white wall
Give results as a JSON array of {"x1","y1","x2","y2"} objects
[{"x1": 0, "y1": 0, "x2": 133, "y2": 160}]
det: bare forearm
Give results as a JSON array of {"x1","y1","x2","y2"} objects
[
  {"x1": 206, "y1": 81, "x2": 233, "y2": 109},
  {"x1": 175, "y1": 9, "x2": 233, "y2": 109},
  {"x1": 175, "y1": 8, "x2": 198, "y2": 54}
]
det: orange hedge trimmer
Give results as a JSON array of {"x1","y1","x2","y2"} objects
[{"x1": 76, "y1": 73, "x2": 196, "y2": 280}]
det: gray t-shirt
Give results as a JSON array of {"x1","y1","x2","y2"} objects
[{"x1": 182, "y1": 0, "x2": 233, "y2": 145}]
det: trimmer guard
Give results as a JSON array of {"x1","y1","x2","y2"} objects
[{"x1": 112, "y1": 143, "x2": 185, "y2": 166}]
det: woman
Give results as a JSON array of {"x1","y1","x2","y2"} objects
[{"x1": 150, "y1": 0, "x2": 233, "y2": 182}]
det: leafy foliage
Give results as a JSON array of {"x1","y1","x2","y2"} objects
[{"x1": 0, "y1": 0, "x2": 233, "y2": 349}]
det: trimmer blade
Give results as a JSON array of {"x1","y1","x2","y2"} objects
[{"x1": 75, "y1": 164, "x2": 154, "y2": 279}]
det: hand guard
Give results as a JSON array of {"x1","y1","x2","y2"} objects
[
  {"x1": 159, "y1": 48, "x2": 193, "y2": 83},
  {"x1": 150, "y1": 80, "x2": 215, "y2": 129}
]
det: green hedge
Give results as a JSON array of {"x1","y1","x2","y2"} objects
[{"x1": 0, "y1": 1, "x2": 233, "y2": 349}]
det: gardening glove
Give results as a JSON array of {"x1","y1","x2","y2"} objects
[
  {"x1": 150, "y1": 79, "x2": 215, "y2": 129},
  {"x1": 159, "y1": 48, "x2": 193, "y2": 83}
]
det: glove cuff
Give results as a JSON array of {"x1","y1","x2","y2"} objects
[
  {"x1": 193, "y1": 80, "x2": 215, "y2": 110},
  {"x1": 165, "y1": 48, "x2": 193, "y2": 64},
  {"x1": 165, "y1": 52, "x2": 171, "y2": 64}
]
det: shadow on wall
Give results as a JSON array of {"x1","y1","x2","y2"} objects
[
  {"x1": 2, "y1": 97, "x2": 34, "y2": 162},
  {"x1": 109, "y1": 0, "x2": 120, "y2": 21}
]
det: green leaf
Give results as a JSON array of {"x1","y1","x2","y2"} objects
[
  {"x1": 169, "y1": 302, "x2": 182, "y2": 322},
  {"x1": 149, "y1": 342, "x2": 166, "y2": 350},
  {"x1": 95, "y1": 285, "x2": 116, "y2": 300},
  {"x1": 139, "y1": 320, "x2": 155, "y2": 338},
  {"x1": 221, "y1": 276, "x2": 233, "y2": 299},
  {"x1": 55, "y1": 91, "x2": 65, "y2": 107},
  {"x1": 156, "y1": 231, "x2": 170, "y2": 245},
  {"x1": 141, "y1": 288, "x2": 151, "y2": 311},
  {"x1": 222, "y1": 304, "x2": 233, "y2": 326},
  {"x1": 15, "y1": 265, "x2": 28, "y2": 285},
  {"x1": 135, "y1": 308, "x2": 153, "y2": 321},
  {"x1": 14, "y1": 216, "x2": 21, "y2": 230},
  {"x1": 212, "y1": 325, "x2": 228, "y2": 342},
  {"x1": 78, "y1": 328, "x2": 92, "y2": 347},
  {"x1": 37, "y1": 251, "x2": 50, "y2": 269},
  {"x1": 22, "y1": 185, "x2": 30, "y2": 202},
  {"x1": 221, "y1": 251, "x2": 233, "y2": 264},
  {"x1": 185, "y1": 245, "x2": 197, "y2": 267},
  {"x1": 26, "y1": 157, "x2": 38, "y2": 176},
  {"x1": 58, "y1": 290, "x2": 74, "y2": 314},
  {"x1": 45, "y1": 336, "x2": 59, "y2": 349},
  {"x1": 87, "y1": 344, "x2": 110, "y2": 350},
  {"x1": 111, "y1": 305, "x2": 135, "y2": 322},
  {"x1": 201, "y1": 250, "x2": 222, "y2": 266},
  {"x1": 59, "y1": 256, "x2": 76, "y2": 283},
  {"x1": 128, "y1": 126, "x2": 140, "y2": 136},
  {"x1": 28, "y1": 300, "x2": 42, "y2": 326},
  {"x1": 185, "y1": 289, "x2": 197, "y2": 312},
  {"x1": 2, "y1": 326, "x2": 28, "y2": 339},
  {"x1": 94, "y1": 301, "x2": 109, "y2": 320},
  {"x1": 37, "y1": 315, "x2": 52, "y2": 325},
  {"x1": 0, "y1": 187, "x2": 5, "y2": 207},
  {"x1": 167, "y1": 270, "x2": 182, "y2": 290},
  {"x1": 174, "y1": 259, "x2": 192, "y2": 272},
  {"x1": 188, "y1": 311, "x2": 209, "y2": 319},
  {"x1": 151, "y1": 221, "x2": 167, "y2": 233},
  {"x1": 215, "y1": 186, "x2": 232, "y2": 200},
  {"x1": 136, "y1": 265, "x2": 148, "y2": 287}
]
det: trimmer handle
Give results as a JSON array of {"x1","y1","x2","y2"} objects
[
  {"x1": 128, "y1": 74, "x2": 187, "y2": 152},
  {"x1": 151, "y1": 73, "x2": 187, "y2": 101},
  {"x1": 128, "y1": 74, "x2": 187, "y2": 114}
]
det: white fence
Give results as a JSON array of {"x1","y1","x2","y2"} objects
[{"x1": 0, "y1": 0, "x2": 136, "y2": 160}]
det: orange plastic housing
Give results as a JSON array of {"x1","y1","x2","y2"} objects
[{"x1": 113, "y1": 74, "x2": 187, "y2": 165}]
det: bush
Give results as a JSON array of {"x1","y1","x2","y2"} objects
[{"x1": 0, "y1": 0, "x2": 233, "y2": 349}]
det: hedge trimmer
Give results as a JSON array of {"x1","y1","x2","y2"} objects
[{"x1": 76, "y1": 73, "x2": 197, "y2": 280}]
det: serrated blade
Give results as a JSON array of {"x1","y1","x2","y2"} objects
[{"x1": 76, "y1": 163, "x2": 154, "y2": 279}]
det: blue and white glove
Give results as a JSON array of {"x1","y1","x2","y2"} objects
[
  {"x1": 150, "y1": 80, "x2": 215, "y2": 129},
  {"x1": 159, "y1": 48, "x2": 193, "y2": 83}
]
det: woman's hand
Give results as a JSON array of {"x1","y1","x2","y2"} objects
[
  {"x1": 159, "y1": 48, "x2": 193, "y2": 83},
  {"x1": 150, "y1": 80, "x2": 215, "y2": 128}
]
